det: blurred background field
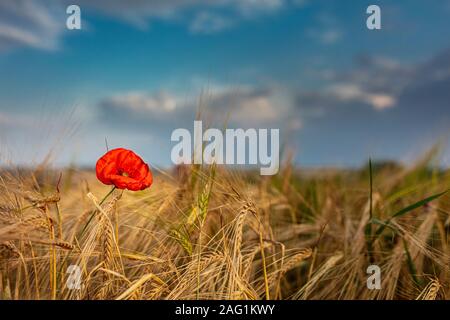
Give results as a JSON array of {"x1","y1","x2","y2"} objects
[{"x1": 1, "y1": 147, "x2": 449, "y2": 300}]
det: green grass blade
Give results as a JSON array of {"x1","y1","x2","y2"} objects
[
  {"x1": 403, "y1": 239, "x2": 421, "y2": 287},
  {"x1": 374, "y1": 189, "x2": 449, "y2": 239},
  {"x1": 365, "y1": 158, "x2": 374, "y2": 262},
  {"x1": 391, "y1": 190, "x2": 448, "y2": 219}
]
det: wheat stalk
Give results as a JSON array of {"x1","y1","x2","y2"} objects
[{"x1": 416, "y1": 279, "x2": 441, "y2": 300}]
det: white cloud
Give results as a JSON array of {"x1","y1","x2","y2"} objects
[
  {"x1": 0, "y1": 0, "x2": 63, "y2": 51},
  {"x1": 0, "y1": 0, "x2": 295, "y2": 51},
  {"x1": 329, "y1": 84, "x2": 396, "y2": 110},
  {"x1": 203, "y1": 86, "x2": 282, "y2": 124},
  {"x1": 308, "y1": 29, "x2": 342, "y2": 45},
  {"x1": 365, "y1": 94, "x2": 396, "y2": 111},
  {"x1": 318, "y1": 29, "x2": 342, "y2": 45},
  {"x1": 72, "y1": 0, "x2": 200, "y2": 29},
  {"x1": 72, "y1": 0, "x2": 286, "y2": 30},
  {"x1": 294, "y1": 54, "x2": 417, "y2": 112},
  {"x1": 236, "y1": 0, "x2": 284, "y2": 16},
  {"x1": 98, "y1": 83, "x2": 296, "y2": 129},
  {"x1": 190, "y1": 12, "x2": 233, "y2": 34},
  {"x1": 307, "y1": 12, "x2": 343, "y2": 45},
  {"x1": 100, "y1": 91, "x2": 178, "y2": 114}
]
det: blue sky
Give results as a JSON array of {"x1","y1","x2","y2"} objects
[{"x1": 1, "y1": 0, "x2": 450, "y2": 168}]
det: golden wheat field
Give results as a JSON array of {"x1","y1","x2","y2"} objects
[{"x1": 0, "y1": 147, "x2": 449, "y2": 300}]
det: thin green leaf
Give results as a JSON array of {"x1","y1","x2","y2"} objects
[
  {"x1": 392, "y1": 190, "x2": 448, "y2": 219},
  {"x1": 365, "y1": 158, "x2": 374, "y2": 262},
  {"x1": 403, "y1": 239, "x2": 421, "y2": 287},
  {"x1": 374, "y1": 189, "x2": 448, "y2": 238}
]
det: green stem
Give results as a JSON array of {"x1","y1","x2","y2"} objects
[
  {"x1": 78, "y1": 186, "x2": 116, "y2": 240},
  {"x1": 58, "y1": 186, "x2": 116, "y2": 281}
]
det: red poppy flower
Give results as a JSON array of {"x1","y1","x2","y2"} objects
[{"x1": 96, "y1": 148, "x2": 153, "y2": 191}]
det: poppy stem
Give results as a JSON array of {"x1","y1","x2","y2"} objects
[
  {"x1": 78, "y1": 186, "x2": 117, "y2": 239},
  {"x1": 58, "y1": 186, "x2": 117, "y2": 286}
]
